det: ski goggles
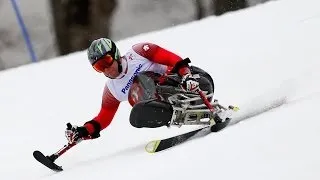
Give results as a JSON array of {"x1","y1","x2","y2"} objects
[{"x1": 92, "y1": 54, "x2": 115, "y2": 73}]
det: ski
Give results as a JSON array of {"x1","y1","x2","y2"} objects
[
  {"x1": 33, "y1": 150, "x2": 63, "y2": 172},
  {"x1": 145, "y1": 118, "x2": 231, "y2": 153}
]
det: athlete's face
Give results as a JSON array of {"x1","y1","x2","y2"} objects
[
  {"x1": 92, "y1": 54, "x2": 121, "y2": 78},
  {"x1": 103, "y1": 60, "x2": 120, "y2": 78}
]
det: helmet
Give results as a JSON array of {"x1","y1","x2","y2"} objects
[{"x1": 87, "y1": 38, "x2": 121, "y2": 66}]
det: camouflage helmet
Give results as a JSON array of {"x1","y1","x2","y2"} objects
[{"x1": 87, "y1": 38, "x2": 121, "y2": 65}]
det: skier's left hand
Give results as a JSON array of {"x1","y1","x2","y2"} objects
[{"x1": 181, "y1": 74, "x2": 200, "y2": 92}]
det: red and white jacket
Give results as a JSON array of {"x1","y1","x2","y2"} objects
[{"x1": 84, "y1": 43, "x2": 190, "y2": 135}]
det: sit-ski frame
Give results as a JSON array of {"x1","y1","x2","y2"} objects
[{"x1": 167, "y1": 91, "x2": 230, "y2": 127}]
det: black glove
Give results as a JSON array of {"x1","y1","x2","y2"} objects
[
  {"x1": 65, "y1": 123, "x2": 90, "y2": 144},
  {"x1": 181, "y1": 74, "x2": 200, "y2": 92}
]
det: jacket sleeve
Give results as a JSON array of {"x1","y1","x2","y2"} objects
[
  {"x1": 84, "y1": 85, "x2": 120, "y2": 135},
  {"x1": 132, "y1": 43, "x2": 191, "y2": 76}
]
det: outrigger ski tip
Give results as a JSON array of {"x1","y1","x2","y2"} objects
[{"x1": 33, "y1": 150, "x2": 63, "y2": 172}]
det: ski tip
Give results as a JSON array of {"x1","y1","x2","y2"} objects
[
  {"x1": 33, "y1": 150, "x2": 64, "y2": 172},
  {"x1": 33, "y1": 150, "x2": 42, "y2": 157},
  {"x1": 145, "y1": 140, "x2": 161, "y2": 153}
]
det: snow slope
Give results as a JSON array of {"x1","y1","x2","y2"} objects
[{"x1": 1, "y1": 0, "x2": 320, "y2": 179}]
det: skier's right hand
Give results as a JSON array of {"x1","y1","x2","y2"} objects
[
  {"x1": 181, "y1": 74, "x2": 200, "y2": 92},
  {"x1": 65, "y1": 123, "x2": 90, "y2": 144}
]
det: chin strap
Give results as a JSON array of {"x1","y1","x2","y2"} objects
[
  {"x1": 115, "y1": 57, "x2": 129, "y2": 79},
  {"x1": 117, "y1": 59, "x2": 122, "y2": 74}
]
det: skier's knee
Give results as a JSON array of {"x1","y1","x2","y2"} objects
[
  {"x1": 198, "y1": 76, "x2": 214, "y2": 94},
  {"x1": 129, "y1": 100, "x2": 172, "y2": 128},
  {"x1": 129, "y1": 103, "x2": 143, "y2": 128}
]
